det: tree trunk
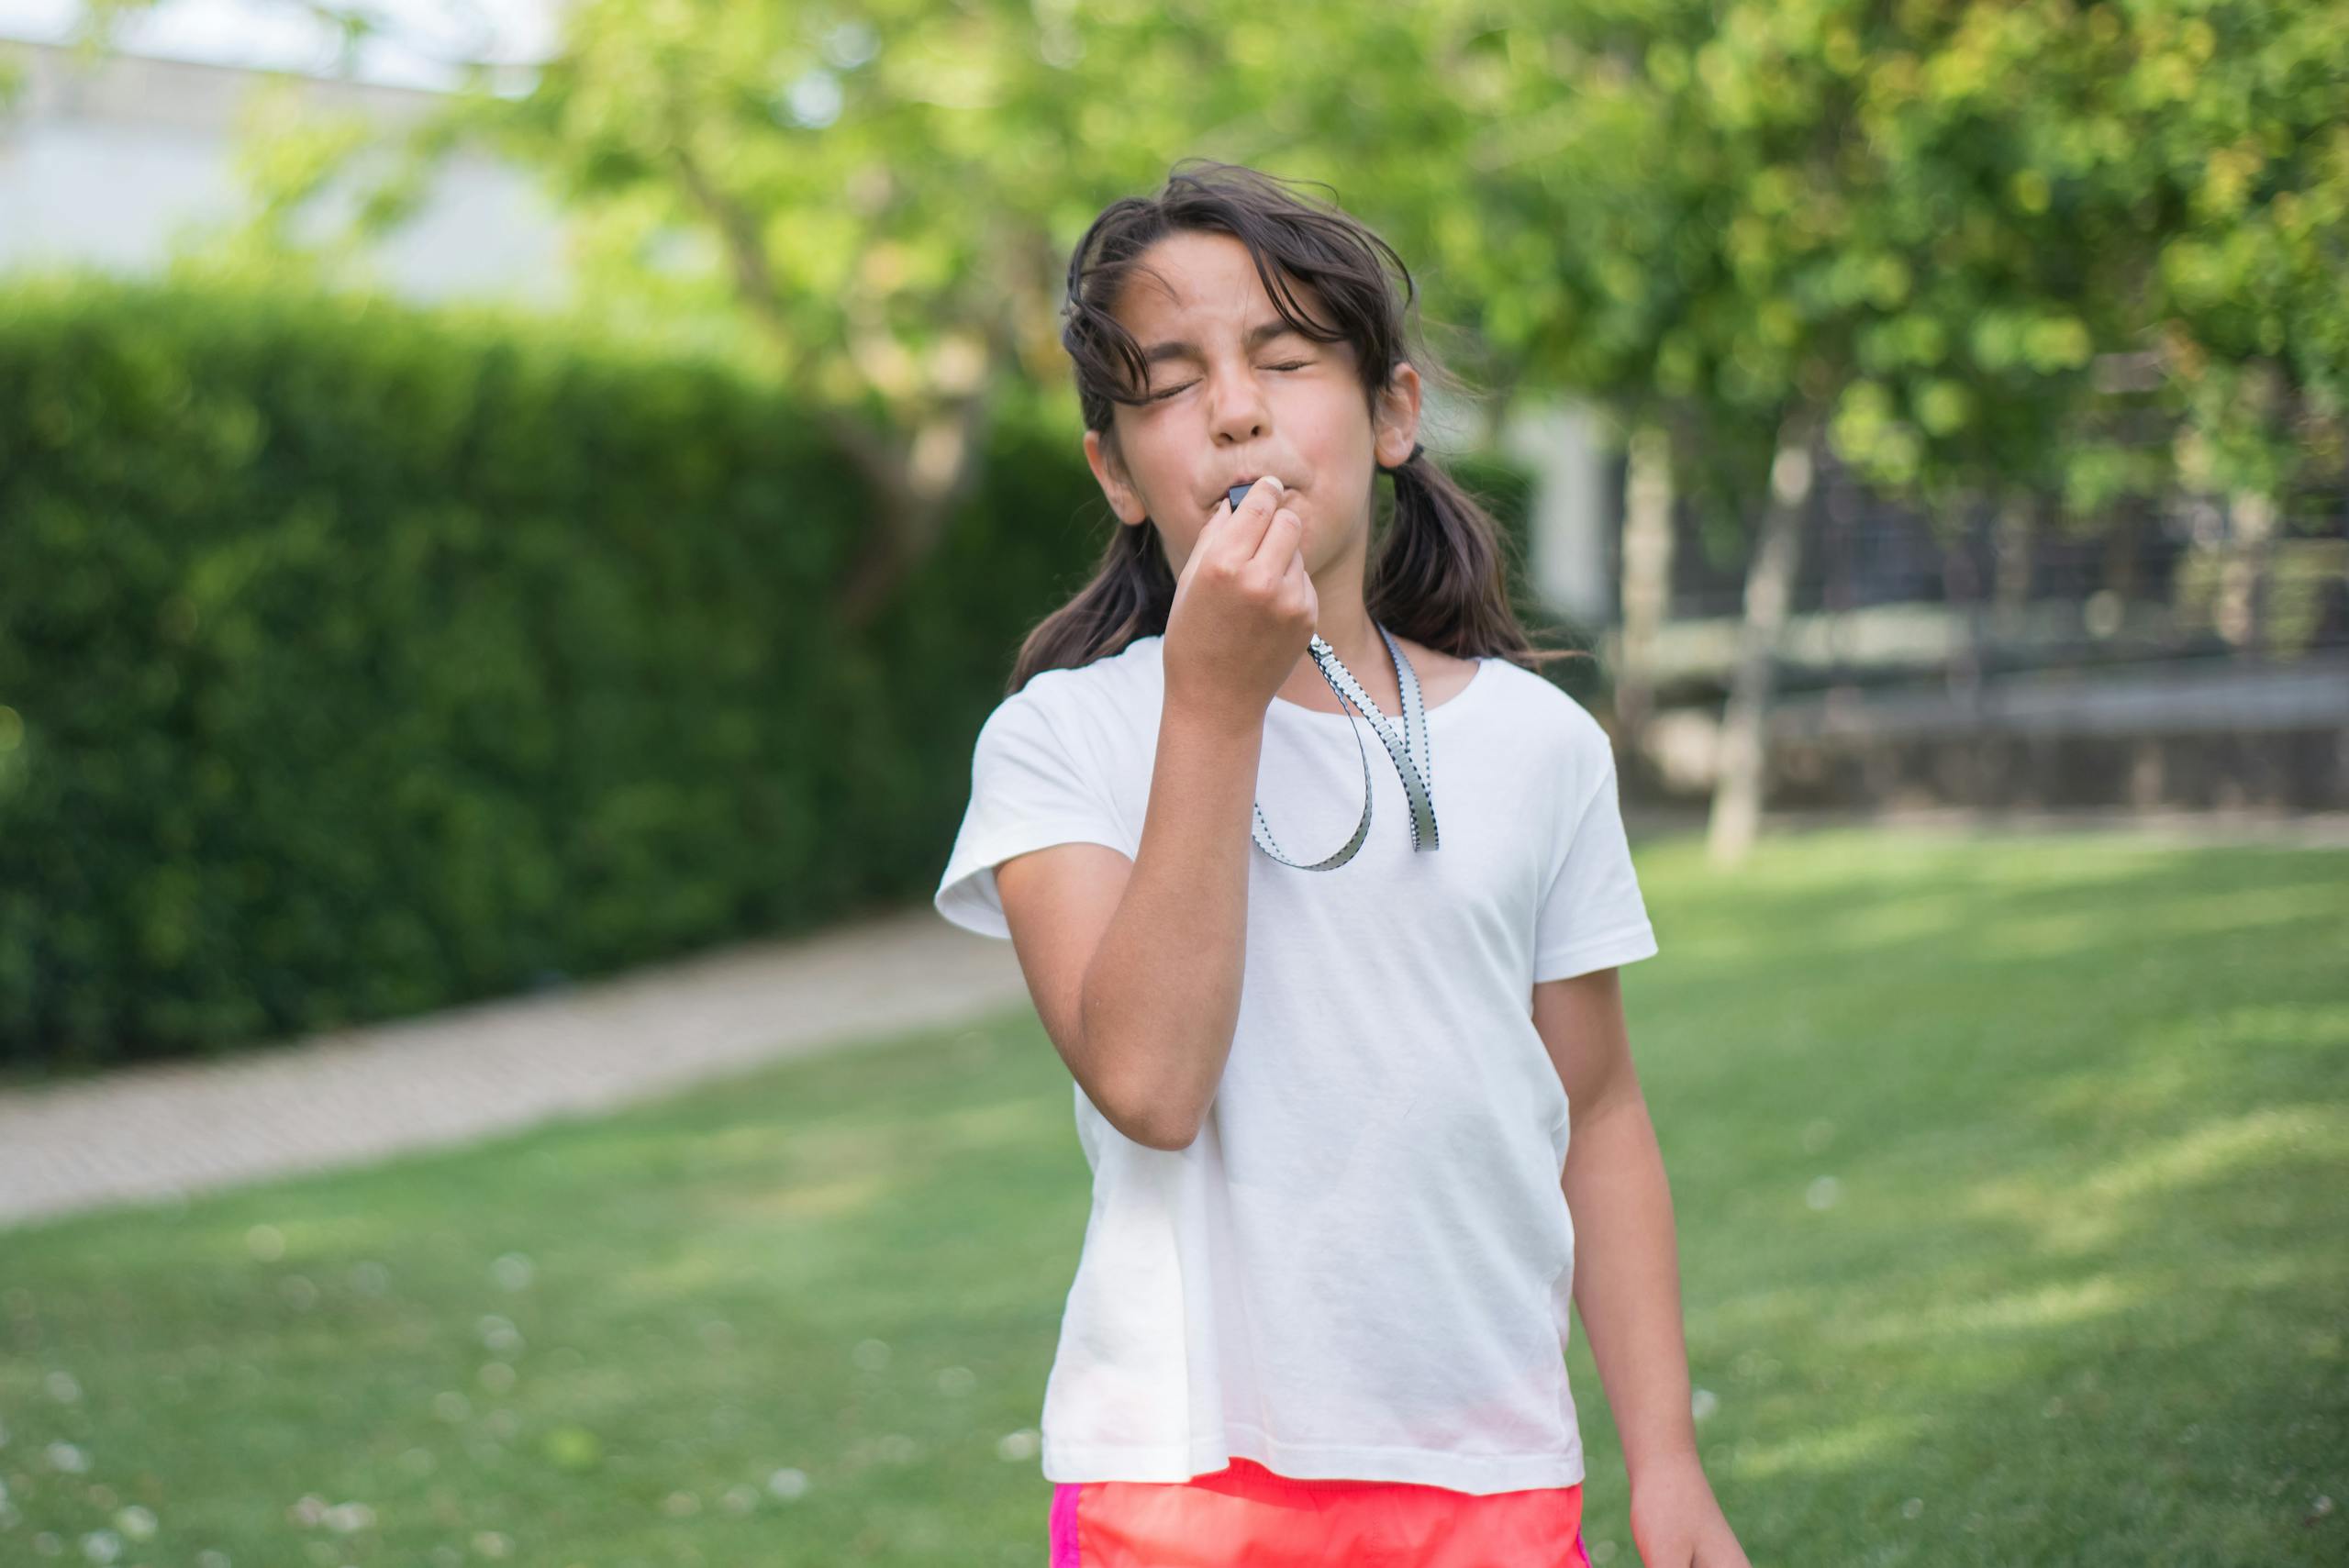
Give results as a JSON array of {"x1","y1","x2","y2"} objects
[
  {"x1": 1992, "y1": 490, "x2": 2034, "y2": 643},
  {"x1": 1614, "y1": 420, "x2": 1675, "y2": 762},
  {"x1": 1707, "y1": 407, "x2": 1820, "y2": 868},
  {"x1": 2221, "y1": 489, "x2": 2278, "y2": 662}
]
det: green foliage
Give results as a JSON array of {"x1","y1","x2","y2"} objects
[
  {"x1": 1441, "y1": 0, "x2": 2349, "y2": 530},
  {"x1": 0, "y1": 273, "x2": 1532, "y2": 1070},
  {"x1": 59, "y1": 0, "x2": 2349, "y2": 553}
]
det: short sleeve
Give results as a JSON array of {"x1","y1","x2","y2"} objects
[
  {"x1": 1531, "y1": 749, "x2": 1660, "y2": 984},
  {"x1": 934, "y1": 688, "x2": 1130, "y2": 940}
]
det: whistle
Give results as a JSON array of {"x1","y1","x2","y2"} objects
[{"x1": 1227, "y1": 479, "x2": 1264, "y2": 514}]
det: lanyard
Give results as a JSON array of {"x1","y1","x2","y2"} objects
[{"x1": 1252, "y1": 620, "x2": 1441, "y2": 870}]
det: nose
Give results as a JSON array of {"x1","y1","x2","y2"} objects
[{"x1": 1204, "y1": 358, "x2": 1271, "y2": 449}]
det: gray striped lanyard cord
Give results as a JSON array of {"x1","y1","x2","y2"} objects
[{"x1": 1252, "y1": 620, "x2": 1441, "y2": 871}]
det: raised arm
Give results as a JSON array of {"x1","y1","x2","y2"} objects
[
  {"x1": 997, "y1": 474, "x2": 1314, "y2": 1151},
  {"x1": 999, "y1": 697, "x2": 1265, "y2": 1151}
]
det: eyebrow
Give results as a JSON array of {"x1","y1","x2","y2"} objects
[{"x1": 1139, "y1": 319, "x2": 1306, "y2": 366}]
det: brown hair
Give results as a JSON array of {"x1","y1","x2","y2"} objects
[{"x1": 1008, "y1": 159, "x2": 1590, "y2": 695}]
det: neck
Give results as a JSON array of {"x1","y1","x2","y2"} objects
[
  {"x1": 1277, "y1": 528, "x2": 1386, "y2": 708},
  {"x1": 1281, "y1": 597, "x2": 1390, "y2": 710}
]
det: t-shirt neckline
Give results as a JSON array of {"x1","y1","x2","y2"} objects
[{"x1": 1266, "y1": 653, "x2": 1493, "y2": 726}]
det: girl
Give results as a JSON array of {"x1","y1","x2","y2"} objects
[{"x1": 936, "y1": 161, "x2": 1751, "y2": 1568}]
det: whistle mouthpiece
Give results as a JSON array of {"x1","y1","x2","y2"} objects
[{"x1": 1227, "y1": 480, "x2": 1258, "y2": 514}]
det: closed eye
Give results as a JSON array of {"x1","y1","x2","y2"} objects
[{"x1": 1144, "y1": 361, "x2": 1313, "y2": 403}]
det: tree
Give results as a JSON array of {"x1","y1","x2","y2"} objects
[{"x1": 1413, "y1": 0, "x2": 2345, "y2": 863}]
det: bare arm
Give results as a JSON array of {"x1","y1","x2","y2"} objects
[
  {"x1": 996, "y1": 479, "x2": 1310, "y2": 1151},
  {"x1": 996, "y1": 699, "x2": 1263, "y2": 1151},
  {"x1": 1538, "y1": 967, "x2": 1752, "y2": 1562},
  {"x1": 1535, "y1": 970, "x2": 1700, "y2": 1483},
  {"x1": 1088, "y1": 698, "x2": 1263, "y2": 1149}
]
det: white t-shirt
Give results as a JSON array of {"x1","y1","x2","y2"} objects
[{"x1": 933, "y1": 631, "x2": 1660, "y2": 1495}]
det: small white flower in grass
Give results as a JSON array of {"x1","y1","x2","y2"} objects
[
  {"x1": 324, "y1": 1502, "x2": 374, "y2": 1533},
  {"x1": 196, "y1": 1551, "x2": 230, "y2": 1568},
  {"x1": 433, "y1": 1392, "x2": 471, "y2": 1423},
  {"x1": 348, "y1": 1262, "x2": 390, "y2": 1296},
  {"x1": 1901, "y1": 1497, "x2": 1924, "y2": 1519},
  {"x1": 476, "y1": 1317, "x2": 523, "y2": 1356},
  {"x1": 766, "y1": 1468, "x2": 809, "y2": 1500},
  {"x1": 478, "y1": 1362, "x2": 517, "y2": 1396},
  {"x1": 245, "y1": 1226, "x2": 284, "y2": 1262},
  {"x1": 937, "y1": 1366, "x2": 976, "y2": 1396},
  {"x1": 996, "y1": 1429, "x2": 1040, "y2": 1462},
  {"x1": 490, "y1": 1254, "x2": 534, "y2": 1292},
  {"x1": 286, "y1": 1496, "x2": 328, "y2": 1528},
  {"x1": 79, "y1": 1529, "x2": 121, "y2": 1562},
  {"x1": 47, "y1": 1372, "x2": 82, "y2": 1405},
  {"x1": 47, "y1": 1441, "x2": 89, "y2": 1473},
  {"x1": 721, "y1": 1484, "x2": 759, "y2": 1515},
  {"x1": 662, "y1": 1491, "x2": 700, "y2": 1517},
  {"x1": 278, "y1": 1276, "x2": 317, "y2": 1311},
  {"x1": 112, "y1": 1507, "x2": 156, "y2": 1541},
  {"x1": 851, "y1": 1339, "x2": 890, "y2": 1372},
  {"x1": 471, "y1": 1529, "x2": 512, "y2": 1559},
  {"x1": 1805, "y1": 1175, "x2": 1841, "y2": 1210},
  {"x1": 1690, "y1": 1387, "x2": 1718, "y2": 1421},
  {"x1": 430, "y1": 1547, "x2": 462, "y2": 1568}
]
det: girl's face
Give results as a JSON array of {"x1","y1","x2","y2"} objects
[{"x1": 1084, "y1": 230, "x2": 1419, "y2": 582}]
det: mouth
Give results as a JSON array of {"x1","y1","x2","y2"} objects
[{"x1": 1219, "y1": 477, "x2": 1290, "y2": 514}]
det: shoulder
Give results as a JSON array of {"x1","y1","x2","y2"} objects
[
  {"x1": 1007, "y1": 634, "x2": 1162, "y2": 723},
  {"x1": 982, "y1": 634, "x2": 1163, "y2": 756},
  {"x1": 1474, "y1": 654, "x2": 1618, "y2": 765}
]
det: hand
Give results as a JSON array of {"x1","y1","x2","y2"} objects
[
  {"x1": 1162, "y1": 475, "x2": 1317, "y2": 730},
  {"x1": 1626, "y1": 1456, "x2": 1752, "y2": 1568}
]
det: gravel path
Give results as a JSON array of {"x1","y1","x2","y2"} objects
[{"x1": 0, "y1": 903, "x2": 1030, "y2": 1232}]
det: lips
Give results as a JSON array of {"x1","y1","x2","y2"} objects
[{"x1": 1219, "y1": 477, "x2": 1287, "y2": 513}]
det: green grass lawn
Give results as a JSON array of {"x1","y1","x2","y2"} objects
[{"x1": 2, "y1": 828, "x2": 2343, "y2": 1567}]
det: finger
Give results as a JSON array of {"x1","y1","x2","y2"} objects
[
  {"x1": 1250, "y1": 505, "x2": 1303, "y2": 571},
  {"x1": 1279, "y1": 552, "x2": 1310, "y2": 610},
  {"x1": 1222, "y1": 476, "x2": 1284, "y2": 556}
]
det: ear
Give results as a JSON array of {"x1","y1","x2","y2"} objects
[
  {"x1": 1085, "y1": 429, "x2": 1149, "y2": 527},
  {"x1": 1374, "y1": 361, "x2": 1424, "y2": 471}
]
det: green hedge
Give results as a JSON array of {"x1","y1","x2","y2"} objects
[{"x1": 0, "y1": 274, "x2": 1535, "y2": 1072}]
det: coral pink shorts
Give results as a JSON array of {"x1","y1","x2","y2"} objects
[{"x1": 1049, "y1": 1456, "x2": 1591, "y2": 1567}]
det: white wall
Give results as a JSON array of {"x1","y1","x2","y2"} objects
[
  {"x1": 1501, "y1": 395, "x2": 1617, "y2": 628},
  {"x1": 0, "y1": 38, "x2": 571, "y2": 305}
]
